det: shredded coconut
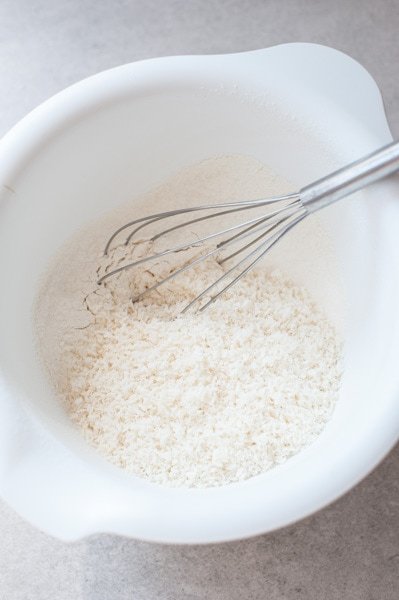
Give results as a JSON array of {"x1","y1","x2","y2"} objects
[{"x1": 35, "y1": 156, "x2": 342, "y2": 488}]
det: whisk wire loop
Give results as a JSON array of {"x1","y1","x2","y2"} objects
[{"x1": 98, "y1": 193, "x2": 307, "y2": 310}]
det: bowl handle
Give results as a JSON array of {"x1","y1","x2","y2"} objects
[{"x1": 235, "y1": 43, "x2": 392, "y2": 142}]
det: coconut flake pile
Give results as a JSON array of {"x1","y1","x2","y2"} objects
[{"x1": 61, "y1": 239, "x2": 342, "y2": 488}]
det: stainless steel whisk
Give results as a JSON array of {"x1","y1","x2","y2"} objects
[{"x1": 99, "y1": 141, "x2": 399, "y2": 311}]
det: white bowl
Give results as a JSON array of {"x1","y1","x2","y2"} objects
[{"x1": 0, "y1": 43, "x2": 398, "y2": 543}]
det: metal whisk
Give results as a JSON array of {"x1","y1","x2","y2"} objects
[{"x1": 99, "y1": 141, "x2": 399, "y2": 311}]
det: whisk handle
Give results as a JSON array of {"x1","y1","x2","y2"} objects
[{"x1": 300, "y1": 140, "x2": 399, "y2": 212}]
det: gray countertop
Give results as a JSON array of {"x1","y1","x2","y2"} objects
[{"x1": 0, "y1": 1, "x2": 398, "y2": 598}]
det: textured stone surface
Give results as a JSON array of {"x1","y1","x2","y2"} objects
[{"x1": 0, "y1": 1, "x2": 398, "y2": 598}]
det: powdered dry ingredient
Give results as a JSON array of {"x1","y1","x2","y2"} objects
[{"x1": 35, "y1": 155, "x2": 342, "y2": 488}]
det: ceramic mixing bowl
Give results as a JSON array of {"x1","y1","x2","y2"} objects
[{"x1": 0, "y1": 43, "x2": 398, "y2": 542}]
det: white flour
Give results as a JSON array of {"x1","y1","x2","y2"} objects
[{"x1": 35, "y1": 156, "x2": 342, "y2": 487}]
